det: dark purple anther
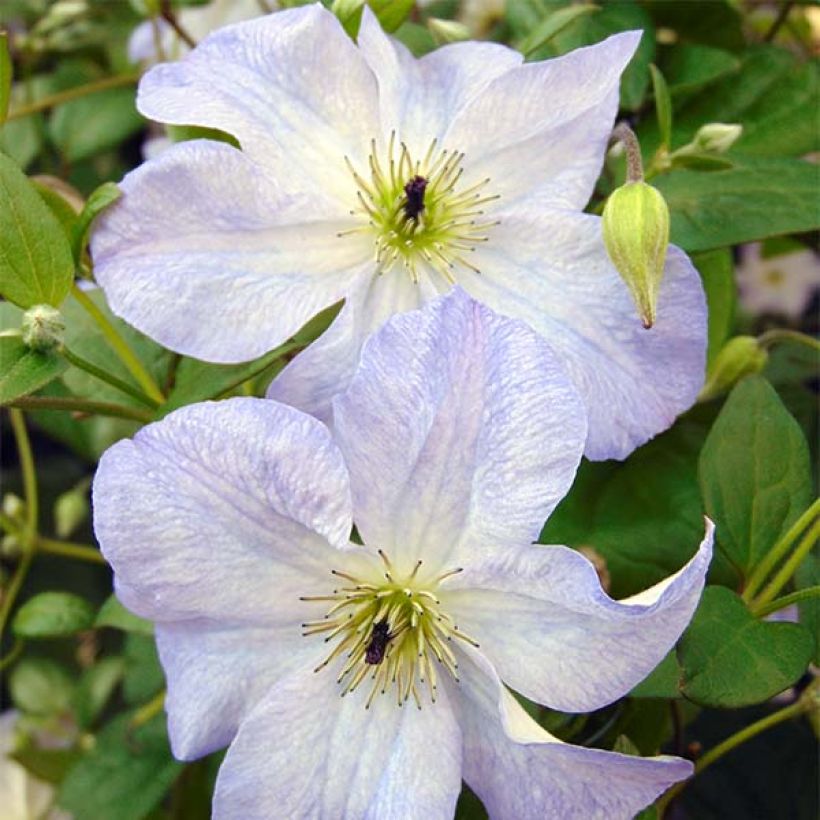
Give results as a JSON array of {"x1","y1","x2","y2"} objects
[
  {"x1": 365, "y1": 620, "x2": 391, "y2": 665},
  {"x1": 403, "y1": 175, "x2": 428, "y2": 221}
]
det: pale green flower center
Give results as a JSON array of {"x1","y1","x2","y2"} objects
[
  {"x1": 301, "y1": 551, "x2": 478, "y2": 709},
  {"x1": 340, "y1": 134, "x2": 499, "y2": 283}
]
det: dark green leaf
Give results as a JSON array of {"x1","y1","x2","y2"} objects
[
  {"x1": 670, "y1": 153, "x2": 734, "y2": 172},
  {"x1": 368, "y1": 0, "x2": 415, "y2": 33},
  {"x1": 699, "y1": 376, "x2": 812, "y2": 578},
  {"x1": 11, "y1": 741, "x2": 81, "y2": 784},
  {"x1": 13, "y1": 591, "x2": 96, "y2": 638},
  {"x1": 517, "y1": 4, "x2": 599, "y2": 58},
  {"x1": 654, "y1": 156, "x2": 820, "y2": 252},
  {"x1": 33, "y1": 180, "x2": 80, "y2": 244},
  {"x1": 662, "y1": 43, "x2": 740, "y2": 96},
  {"x1": 0, "y1": 336, "x2": 68, "y2": 403},
  {"x1": 123, "y1": 634, "x2": 164, "y2": 704},
  {"x1": 9, "y1": 658, "x2": 75, "y2": 715},
  {"x1": 649, "y1": 63, "x2": 672, "y2": 148},
  {"x1": 643, "y1": 0, "x2": 744, "y2": 52},
  {"x1": 0, "y1": 31, "x2": 11, "y2": 123},
  {"x1": 57, "y1": 713, "x2": 182, "y2": 820},
  {"x1": 692, "y1": 248, "x2": 735, "y2": 367},
  {"x1": 96, "y1": 594, "x2": 153, "y2": 635},
  {"x1": 0, "y1": 152, "x2": 75, "y2": 308},
  {"x1": 795, "y1": 553, "x2": 819, "y2": 665},
  {"x1": 73, "y1": 657, "x2": 126, "y2": 728},
  {"x1": 630, "y1": 650, "x2": 682, "y2": 699},
  {"x1": 72, "y1": 182, "x2": 120, "y2": 262},
  {"x1": 678, "y1": 586, "x2": 813, "y2": 707}
]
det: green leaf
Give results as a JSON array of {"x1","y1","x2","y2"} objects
[
  {"x1": 661, "y1": 43, "x2": 740, "y2": 96},
  {"x1": 654, "y1": 156, "x2": 820, "y2": 252},
  {"x1": 367, "y1": 0, "x2": 415, "y2": 33},
  {"x1": 73, "y1": 657, "x2": 126, "y2": 728},
  {"x1": 33, "y1": 180, "x2": 80, "y2": 244},
  {"x1": 72, "y1": 182, "x2": 120, "y2": 262},
  {"x1": 49, "y1": 87, "x2": 143, "y2": 163},
  {"x1": 57, "y1": 712, "x2": 182, "y2": 820},
  {"x1": 630, "y1": 650, "x2": 682, "y2": 699},
  {"x1": 794, "y1": 553, "x2": 819, "y2": 665},
  {"x1": 123, "y1": 634, "x2": 164, "y2": 704},
  {"x1": 0, "y1": 152, "x2": 75, "y2": 308},
  {"x1": 0, "y1": 336, "x2": 68, "y2": 403},
  {"x1": 643, "y1": 0, "x2": 744, "y2": 52},
  {"x1": 517, "y1": 4, "x2": 599, "y2": 58},
  {"x1": 692, "y1": 248, "x2": 735, "y2": 367},
  {"x1": 699, "y1": 376, "x2": 812, "y2": 578},
  {"x1": 678, "y1": 586, "x2": 813, "y2": 707},
  {"x1": 649, "y1": 63, "x2": 672, "y2": 148},
  {"x1": 13, "y1": 591, "x2": 96, "y2": 638},
  {"x1": 670, "y1": 153, "x2": 734, "y2": 172},
  {"x1": 96, "y1": 594, "x2": 153, "y2": 635},
  {"x1": 9, "y1": 658, "x2": 75, "y2": 715},
  {"x1": 0, "y1": 31, "x2": 11, "y2": 124}
]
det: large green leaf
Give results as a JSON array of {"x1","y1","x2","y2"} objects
[
  {"x1": 692, "y1": 248, "x2": 736, "y2": 367},
  {"x1": 57, "y1": 713, "x2": 182, "y2": 820},
  {"x1": 0, "y1": 336, "x2": 68, "y2": 403},
  {"x1": 678, "y1": 586, "x2": 813, "y2": 707},
  {"x1": 699, "y1": 376, "x2": 812, "y2": 579},
  {"x1": 9, "y1": 658, "x2": 75, "y2": 716},
  {"x1": 0, "y1": 152, "x2": 74, "y2": 307},
  {"x1": 642, "y1": 0, "x2": 745, "y2": 52},
  {"x1": 654, "y1": 156, "x2": 820, "y2": 252},
  {"x1": 13, "y1": 591, "x2": 96, "y2": 638},
  {"x1": 661, "y1": 43, "x2": 740, "y2": 96},
  {"x1": 96, "y1": 594, "x2": 153, "y2": 636}
]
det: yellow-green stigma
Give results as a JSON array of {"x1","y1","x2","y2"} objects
[
  {"x1": 300, "y1": 551, "x2": 478, "y2": 710},
  {"x1": 340, "y1": 134, "x2": 500, "y2": 284}
]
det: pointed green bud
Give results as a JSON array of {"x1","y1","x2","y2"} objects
[
  {"x1": 3, "y1": 493, "x2": 26, "y2": 521},
  {"x1": 427, "y1": 18, "x2": 471, "y2": 44},
  {"x1": 54, "y1": 480, "x2": 90, "y2": 539},
  {"x1": 602, "y1": 181, "x2": 670, "y2": 329},
  {"x1": 21, "y1": 304, "x2": 64, "y2": 352},
  {"x1": 699, "y1": 336, "x2": 768, "y2": 401},
  {"x1": 692, "y1": 122, "x2": 743, "y2": 155}
]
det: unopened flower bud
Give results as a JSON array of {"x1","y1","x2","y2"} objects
[
  {"x1": 3, "y1": 493, "x2": 25, "y2": 521},
  {"x1": 602, "y1": 181, "x2": 670, "y2": 329},
  {"x1": 54, "y1": 481, "x2": 90, "y2": 538},
  {"x1": 699, "y1": 336, "x2": 768, "y2": 401},
  {"x1": 1, "y1": 533, "x2": 22, "y2": 558},
  {"x1": 21, "y1": 304, "x2": 64, "y2": 352},
  {"x1": 427, "y1": 18, "x2": 470, "y2": 44},
  {"x1": 692, "y1": 123, "x2": 743, "y2": 155}
]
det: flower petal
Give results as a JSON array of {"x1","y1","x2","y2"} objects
[
  {"x1": 466, "y1": 207, "x2": 707, "y2": 460},
  {"x1": 137, "y1": 5, "x2": 379, "y2": 203},
  {"x1": 92, "y1": 397, "x2": 353, "y2": 624},
  {"x1": 454, "y1": 650, "x2": 693, "y2": 820},
  {"x1": 91, "y1": 140, "x2": 369, "y2": 362},
  {"x1": 445, "y1": 521, "x2": 713, "y2": 712},
  {"x1": 447, "y1": 31, "x2": 641, "y2": 211},
  {"x1": 212, "y1": 663, "x2": 461, "y2": 819},
  {"x1": 357, "y1": 6, "x2": 522, "y2": 152},
  {"x1": 267, "y1": 267, "x2": 433, "y2": 425},
  {"x1": 156, "y1": 620, "x2": 322, "y2": 760},
  {"x1": 332, "y1": 289, "x2": 586, "y2": 572}
]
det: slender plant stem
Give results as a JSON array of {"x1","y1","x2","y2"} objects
[
  {"x1": 754, "y1": 519, "x2": 820, "y2": 608},
  {"x1": 754, "y1": 585, "x2": 820, "y2": 619},
  {"x1": 764, "y1": 1, "x2": 794, "y2": 42},
  {"x1": 743, "y1": 498, "x2": 820, "y2": 601},
  {"x1": 7, "y1": 396, "x2": 154, "y2": 423},
  {"x1": 130, "y1": 690, "x2": 166, "y2": 729},
  {"x1": 657, "y1": 695, "x2": 809, "y2": 816},
  {"x1": 611, "y1": 122, "x2": 644, "y2": 183},
  {"x1": 70, "y1": 285, "x2": 165, "y2": 405},
  {"x1": 8, "y1": 410, "x2": 37, "y2": 535},
  {"x1": 160, "y1": 1, "x2": 197, "y2": 47},
  {"x1": 35, "y1": 536, "x2": 107, "y2": 565},
  {"x1": 5, "y1": 73, "x2": 141, "y2": 122},
  {"x1": 61, "y1": 346, "x2": 160, "y2": 409},
  {"x1": 0, "y1": 638, "x2": 25, "y2": 673},
  {"x1": 211, "y1": 340, "x2": 302, "y2": 401},
  {"x1": 758, "y1": 328, "x2": 820, "y2": 353}
]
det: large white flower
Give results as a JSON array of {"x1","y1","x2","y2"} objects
[
  {"x1": 92, "y1": 4, "x2": 707, "y2": 461},
  {"x1": 93, "y1": 291, "x2": 713, "y2": 819}
]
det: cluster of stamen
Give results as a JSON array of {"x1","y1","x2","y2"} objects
[
  {"x1": 339, "y1": 133, "x2": 500, "y2": 284},
  {"x1": 300, "y1": 551, "x2": 479, "y2": 710}
]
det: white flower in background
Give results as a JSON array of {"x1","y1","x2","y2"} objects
[
  {"x1": 736, "y1": 242, "x2": 820, "y2": 320},
  {"x1": 93, "y1": 4, "x2": 707, "y2": 461},
  {"x1": 128, "y1": 0, "x2": 268, "y2": 64},
  {"x1": 0, "y1": 712, "x2": 71, "y2": 820},
  {"x1": 93, "y1": 291, "x2": 713, "y2": 819}
]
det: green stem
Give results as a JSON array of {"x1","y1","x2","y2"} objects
[
  {"x1": 5, "y1": 73, "x2": 141, "y2": 122},
  {"x1": 743, "y1": 498, "x2": 820, "y2": 601},
  {"x1": 61, "y1": 346, "x2": 160, "y2": 409},
  {"x1": 211, "y1": 340, "x2": 302, "y2": 401},
  {"x1": 71, "y1": 285, "x2": 165, "y2": 405},
  {"x1": 9, "y1": 410, "x2": 37, "y2": 536},
  {"x1": 7, "y1": 396, "x2": 154, "y2": 423},
  {"x1": 758, "y1": 329, "x2": 820, "y2": 353},
  {"x1": 0, "y1": 638, "x2": 25, "y2": 673},
  {"x1": 754, "y1": 519, "x2": 820, "y2": 608},
  {"x1": 35, "y1": 536, "x2": 107, "y2": 565},
  {"x1": 130, "y1": 689, "x2": 166, "y2": 729},
  {"x1": 754, "y1": 585, "x2": 820, "y2": 619},
  {"x1": 657, "y1": 695, "x2": 809, "y2": 816}
]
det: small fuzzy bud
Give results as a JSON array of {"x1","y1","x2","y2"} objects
[
  {"x1": 692, "y1": 123, "x2": 743, "y2": 155},
  {"x1": 3, "y1": 493, "x2": 25, "y2": 521},
  {"x1": 1, "y1": 533, "x2": 22, "y2": 558},
  {"x1": 21, "y1": 304, "x2": 64, "y2": 352},
  {"x1": 54, "y1": 482, "x2": 90, "y2": 538},
  {"x1": 699, "y1": 336, "x2": 768, "y2": 401},
  {"x1": 602, "y1": 181, "x2": 670, "y2": 329},
  {"x1": 427, "y1": 18, "x2": 471, "y2": 44}
]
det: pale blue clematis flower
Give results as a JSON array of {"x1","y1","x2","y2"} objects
[
  {"x1": 93, "y1": 291, "x2": 713, "y2": 819},
  {"x1": 91, "y1": 3, "x2": 707, "y2": 461}
]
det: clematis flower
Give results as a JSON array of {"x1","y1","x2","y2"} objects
[
  {"x1": 93, "y1": 291, "x2": 713, "y2": 819},
  {"x1": 91, "y1": 3, "x2": 707, "y2": 461}
]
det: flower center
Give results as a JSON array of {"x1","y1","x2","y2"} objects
[
  {"x1": 340, "y1": 134, "x2": 500, "y2": 284},
  {"x1": 300, "y1": 550, "x2": 478, "y2": 709}
]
